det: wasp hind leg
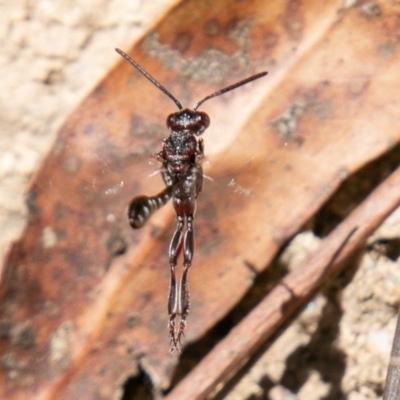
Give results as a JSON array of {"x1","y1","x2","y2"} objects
[
  {"x1": 168, "y1": 215, "x2": 184, "y2": 354},
  {"x1": 167, "y1": 214, "x2": 194, "y2": 354}
]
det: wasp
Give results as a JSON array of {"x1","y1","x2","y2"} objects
[{"x1": 116, "y1": 48, "x2": 267, "y2": 353}]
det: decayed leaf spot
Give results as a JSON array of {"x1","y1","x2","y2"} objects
[
  {"x1": 49, "y1": 321, "x2": 74, "y2": 367},
  {"x1": 361, "y1": 1, "x2": 381, "y2": 17},
  {"x1": 142, "y1": 20, "x2": 253, "y2": 83},
  {"x1": 172, "y1": 32, "x2": 192, "y2": 53},
  {"x1": 204, "y1": 19, "x2": 221, "y2": 37},
  {"x1": 9, "y1": 322, "x2": 35, "y2": 349},
  {"x1": 283, "y1": 0, "x2": 305, "y2": 39},
  {"x1": 271, "y1": 103, "x2": 306, "y2": 145},
  {"x1": 42, "y1": 227, "x2": 58, "y2": 249}
]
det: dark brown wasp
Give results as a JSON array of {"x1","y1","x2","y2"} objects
[{"x1": 116, "y1": 48, "x2": 267, "y2": 354}]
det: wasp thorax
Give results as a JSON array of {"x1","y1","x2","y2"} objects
[{"x1": 166, "y1": 108, "x2": 210, "y2": 135}]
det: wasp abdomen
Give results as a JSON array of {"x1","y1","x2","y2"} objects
[{"x1": 128, "y1": 186, "x2": 172, "y2": 229}]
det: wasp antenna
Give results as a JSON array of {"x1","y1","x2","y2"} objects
[
  {"x1": 116, "y1": 48, "x2": 183, "y2": 110},
  {"x1": 193, "y1": 71, "x2": 268, "y2": 111}
]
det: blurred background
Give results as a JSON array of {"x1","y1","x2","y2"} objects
[
  {"x1": 0, "y1": 0, "x2": 172, "y2": 261},
  {"x1": 1, "y1": 2, "x2": 399, "y2": 399}
]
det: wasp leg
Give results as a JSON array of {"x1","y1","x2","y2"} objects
[
  {"x1": 168, "y1": 216, "x2": 184, "y2": 353},
  {"x1": 176, "y1": 215, "x2": 194, "y2": 347}
]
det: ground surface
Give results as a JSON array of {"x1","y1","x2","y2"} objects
[{"x1": 1, "y1": 2, "x2": 399, "y2": 399}]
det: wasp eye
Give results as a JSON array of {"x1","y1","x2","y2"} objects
[
  {"x1": 198, "y1": 112, "x2": 210, "y2": 130},
  {"x1": 166, "y1": 113, "x2": 178, "y2": 130}
]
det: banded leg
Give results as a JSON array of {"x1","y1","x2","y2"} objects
[
  {"x1": 176, "y1": 216, "x2": 194, "y2": 346},
  {"x1": 168, "y1": 216, "x2": 185, "y2": 352},
  {"x1": 168, "y1": 215, "x2": 195, "y2": 354},
  {"x1": 127, "y1": 186, "x2": 172, "y2": 229}
]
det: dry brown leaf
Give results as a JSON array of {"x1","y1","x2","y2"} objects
[{"x1": 1, "y1": 0, "x2": 400, "y2": 398}]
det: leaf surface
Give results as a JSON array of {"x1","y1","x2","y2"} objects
[{"x1": 1, "y1": 0, "x2": 400, "y2": 398}]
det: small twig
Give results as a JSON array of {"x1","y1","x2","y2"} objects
[
  {"x1": 383, "y1": 306, "x2": 400, "y2": 399},
  {"x1": 165, "y1": 165, "x2": 400, "y2": 400}
]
